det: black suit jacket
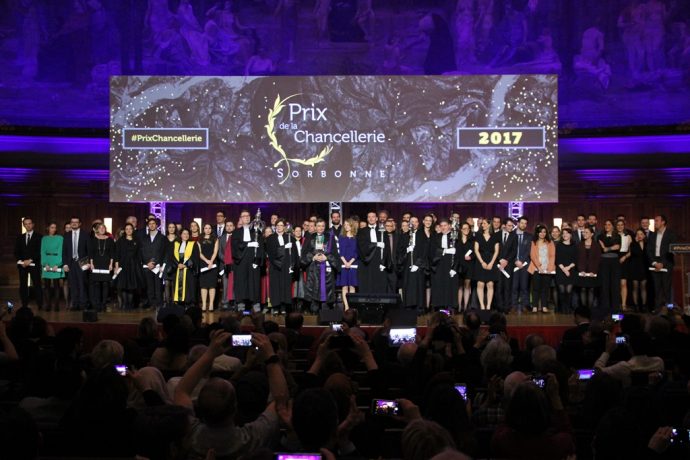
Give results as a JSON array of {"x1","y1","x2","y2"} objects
[
  {"x1": 14, "y1": 232, "x2": 42, "y2": 265},
  {"x1": 498, "y1": 231, "x2": 517, "y2": 264},
  {"x1": 572, "y1": 228, "x2": 587, "y2": 243},
  {"x1": 514, "y1": 231, "x2": 533, "y2": 264},
  {"x1": 139, "y1": 231, "x2": 167, "y2": 265},
  {"x1": 646, "y1": 229, "x2": 676, "y2": 269},
  {"x1": 62, "y1": 230, "x2": 89, "y2": 266}
]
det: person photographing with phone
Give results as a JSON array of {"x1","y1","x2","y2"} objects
[
  {"x1": 174, "y1": 329, "x2": 289, "y2": 459},
  {"x1": 593, "y1": 331, "x2": 664, "y2": 387}
]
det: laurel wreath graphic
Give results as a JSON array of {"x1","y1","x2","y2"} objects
[{"x1": 266, "y1": 94, "x2": 333, "y2": 184}]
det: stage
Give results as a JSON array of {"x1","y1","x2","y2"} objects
[{"x1": 11, "y1": 307, "x2": 574, "y2": 351}]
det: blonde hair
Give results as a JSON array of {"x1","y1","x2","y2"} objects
[{"x1": 345, "y1": 218, "x2": 358, "y2": 237}]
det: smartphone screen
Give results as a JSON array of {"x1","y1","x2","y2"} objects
[
  {"x1": 232, "y1": 334, "x2": 253, "y2": 347},
  {"x1": 615, "y1": 336, "x2": 627, "y2": 345},
  {"x1": 454, "y1": 384, "x2": 467, "y2": 399},
  {"x1": 115, "y1": 364, "x2": 128, "y2": 376},
  {"x1": 331, "y1": 323, "x2": 343, "y2": 332},
  {"x1": 371, "y1": 399, "x2": 400, "y2": 416},
  {"x1": 611, "y1": 314, "x2": 623, "y2": 322},
  {"x1": 578, "y1": 369, "x2": 595, "y2": 380},
  {"x1": 275, "y1": 455, "x2": 322, "y2": 460},
  {"x1": 389, "y1": 328, "x2": 416, "y2": 346},
  {"x1": 532, "y1": 376, "x2": 546, "y2": 388}
]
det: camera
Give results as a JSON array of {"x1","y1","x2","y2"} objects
[
  {"x1": 577, "y1": 369, "x2": 595, "y2": 380},
  {"x1": 454, "y1": 384, "x2": 467, "y2": 400},
  {"x1": 232, "y1": 334, "x2": 253, "y2": 347},
  {"x1": 389, "y1": 328, "x2": 416, "y2": 346},
  {"x1": 371, "y1": 399, "x2": 400, "y2": 416}
]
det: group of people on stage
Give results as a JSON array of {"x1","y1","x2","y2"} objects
[{"x1": 14, "y1": 209, "x2": 677, "y2": 319}]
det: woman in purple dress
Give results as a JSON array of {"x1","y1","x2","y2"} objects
[{"x1": 336, "y1": 219, "x2": 359, "y2": 310}]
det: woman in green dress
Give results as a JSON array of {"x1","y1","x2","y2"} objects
[{"x1": 41, "y1": 222, "x2": 64, "y2": 311}]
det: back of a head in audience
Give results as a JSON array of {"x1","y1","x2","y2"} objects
[
  {"x1": 90, "y1": 339, "x2": 124, "y2": 369},
  {"x1": 285, "y1": 312, "x2": 304, "y2": 330},
  {"x1": 463, "y1": 312, "x2": 481, "y2": 331},
  {"x1": 532, "y1": 345, "x2": 557, "y2": 372},
  {"x1": 505, "y1": 382, "x2": 550, "y2": 435},
  {"x1": 503, "y1": 371, "x2": 528, "y2": 399},
  {"x1": 402, "y1": 419, "x2": 456, "y2": 460},
  {"x1": 197, "y1": 378, "x2": 237, "y2": 426},
  {"x1": 524, "y1": 334, "x2": 545, "y2": 352},
  {"x1": 430, "y1": 449, "x2": 472, "y2": 460},
  {"x1": 264, "y1": 320, "x2": 280, "y2": 335},
  {"x1": 138, "y1": 317, "x2": 158, "y2": 341},
  {"x1": 398, "y1": 342, "x2": 418, "y2": 365},
  {"x1": 574, "y1": 305, "x2": 591, "y2": 323},
  {"x1": 134, "y1": 404, "x2": 189, "y2": 460},
  {"x1": 480, "y1": 337, "x2": 514, "y2": 377},
  {"x1": 293, "y1": 388, "x2": 339, "y2": 452},
  {"x1": 324, "y1": 372, "x2": 356, "y2": 423},
  {"x1": 184, "y1": 306, "x2": 203, "y2": 328},
  {"x1": 620, "y1": 314, "x2": 643, "y2": 336},
  {"x1": 54, "y1": 326, "x2": 84, "y2": 357}
]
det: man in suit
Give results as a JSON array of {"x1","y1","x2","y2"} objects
[
  {"x1": 640, "y1": 217, "x2": 654, "y2": 239},
  {"x1": 511, "y1": 216, "x2": 532, "y2": 313},
  {"x1": 14, "y1": 217, "x2": 43, "y2": 310},
  {"x1": 646, "y1": 215, "x2": 676, "y2": 309},
  {"x1": 497, "y1": 218, "x2": 517, "y2": 312},
  {"x1": 587, "y1": 213, "x2": 600, "y2": 238},
  {"x1": 62, "y1": 216, "x2": 89, "y2": 310},
  {"x1": 384, "y1": 218, "x2": 400, "y2": 293},
  {"x1": 557, "y1": 305, "x2": 592, "y2": 368},
  {"x1": 218, "y1": 220, "x2": 235, "y2": 310},
  {"x1": 329, "y1": 210, "x2": 342, "y2": 237},
  {"x1": 573, "y1": 214, "x2": 587, "y2": 243},
  {"x1": 215, "y1": 210, "x2": 227, "y2": 238},
  {"x1": 139, "y1": 218, "x2": 166, "y2": 309},
  {"x1": 491, "y1": 216, "x2": 502, "y2": 234}
]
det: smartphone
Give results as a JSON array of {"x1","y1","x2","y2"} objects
[
  {"x1": 666, "y1": 303, "x2": 675, "y2": 310},
  {"x1": 439, "y1": 309, "x2": 451, "y2": 316},
  {"x1": 276, "y1": 455, "x2": 322, "y2": 460},
  {"x1": 241, "y1": 310, "x2": 251, "y2": 316},
  {"x1": 371, "y1": 399, "x2": 400, "y2": 416},
  {"x1": 671, "y1": 428, "x2": 690, "y2": 444},
  {"x1": 531, "y1": 375, "x2": 546, "y2": 388},
  {"x1": 331, "y1": 323, "x2": 343, "y2": 332},
  {"x1": 615, "y1": 335, "x2": 627, "y2": 345},
  {"x1": 232, "y1": 334, "x2": 253, "y2": 347},
  {"x1": 454, "y1": 384, "x2": 467, "y2": 400},
  {"x1": 6, "y1": 301, "x2": 14, "y2": 312},
  {"x1": 115, "y1": 364, "x2": 128, "y2": 376},
  {"x1": 389, "y1": 328, "x2": 416, "y2": 346},
  {"x1": 577, "y1": 369, "x2": 595, "y2": 381},
  {"x1": 611, "y1": 314, "x2": 623, "y2": 322}
]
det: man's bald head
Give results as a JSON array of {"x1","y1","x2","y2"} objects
[
  {"x1": 197, "y1": 378, "x2": 237, "y2": 426},
  {"x1": 504, "y1": 371, "x2": 528, "y2": 398}
]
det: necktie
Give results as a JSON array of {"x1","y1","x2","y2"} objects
[
  {"x1": 26, "y1": 233, "x2": 30, "y2": 245},
  {"x1": 517, "y1": 234, "x2": 522, "y2": 259},
  {"x1": 73, "y1": 231, "x2": 78, "y2": 259},
  {"x1": 503, "y1": 232, "x2": 507, "y2": 244},
  {"x1": 388, "y1": 233, "x2": 393, "y2": 251}
]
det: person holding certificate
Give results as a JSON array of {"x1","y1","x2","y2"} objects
[
  {"x1": 231, "y1": 210, "x2": 263, "y2": 311},
  {"x1": 40, "y1": 222, "x2": 63, "y2": 311},
  {"x1": 171, "y1": 228, "x2": 200, "y2": 307},
  {"x1": 87, "y1": 223, "x2": 114, "y2": 312},
  {"x1": 336, "y1": 218, "x2": 359, "y2": 310},
  {"x1": 266, "y1": 220, "x2": 294, "y2": 315},
  {"x1": 616, "y1": 219, "x2": 633, "y2": 310},
  {"x1": 457, "y1": 221, "x2": 475, "y2": 312},
  {"x1": 474, "y1": 218, "x2": 500, "y2": 311},
  {"x1": 198, "y1": 224, "x2": 219, "y2": 312},
  {"x1": 398, "y1": 216, "x2": 428, "y2": 311},
  {"x1": 429, "y1": 218, "x2": 460, "y2": 311},
  {"x1": 527, "y1": 224, "x2": 556, "y2": 313}
]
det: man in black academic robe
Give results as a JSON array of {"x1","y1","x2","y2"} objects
[
  {"x1": 357, "y1": 211, "x2": 392, "y2": 294},
  {"x1": 397, "y1": 217, "x2": 429, "y2": 309},
  {"x1": 266, "y1": 220, "x2": 295, "y2": 314},
  {"x1": 429, "y1": 219, "x2": 460, "y2": 310},
  {"x1": 301, "y1": 220, "x2": 340, "y2": 312},
  {"x1": 232, "y1": 210, "x2": 263, "y2": 311}
]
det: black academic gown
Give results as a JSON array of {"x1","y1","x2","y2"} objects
[
  {"x1": 170, "y1": 241, "x2": 200, "y2": 304},
  {"x1": 301, "y1": 232, "x2": 340, "y2": 304},
  {"x1": 231, "y1": 226, "x2": 263, "y2": 304},
  {"x1": 266, "y1": 233, "x2": 295, "y2": 307},
  {"x1": 356, "y1": 225, "x2": 392, "y2": 294},
  {"x1": 398, "y1": 230, "x2": 430, "y2": 308},
  {"x1": 429, "y1": 232, "x2": 460, "y2": 309}
]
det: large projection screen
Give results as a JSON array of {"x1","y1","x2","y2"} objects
[{"x1": 110, "y1": 75, "x2": 558, "y2": 203}]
